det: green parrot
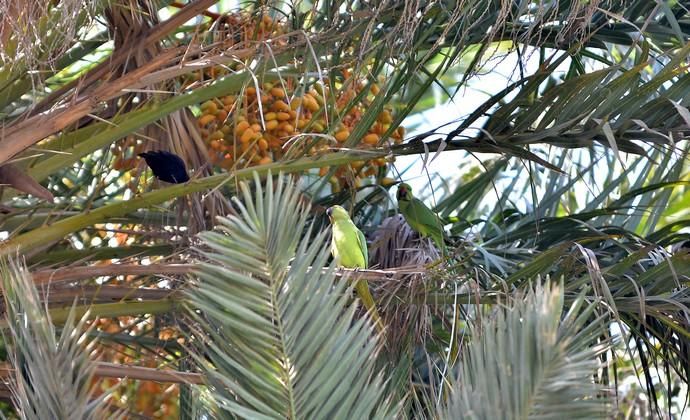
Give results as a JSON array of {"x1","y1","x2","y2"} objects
[
  {"x1": 327, "y1": 205, "x2": 384, "y2": 332},
  {"x1": 396, "y1": 183, "x2": 447, "y2": 254}
]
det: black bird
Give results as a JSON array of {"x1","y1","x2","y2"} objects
[{"x1": 138, "y1": 150, "x2": 190, "y2": 184}]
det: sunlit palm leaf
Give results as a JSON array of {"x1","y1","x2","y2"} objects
[
  {"x1": 186, "y1": 172, "x2": 396, "y2": 419},
  {"x1": 442, "y1": 282, "x2": 611, "y2": 419}
]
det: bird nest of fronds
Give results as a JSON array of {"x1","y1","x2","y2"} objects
[{"x1": 368, "y1": 214, "x2": 453, "y2": 350}]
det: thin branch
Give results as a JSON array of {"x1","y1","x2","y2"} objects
[
  {"x1": 32, "y1": 264, "x2": 423, "y2": 285},
  {"x1": 39, "y1": 286, "x2": 177, "y2": 303},
  {"x1": 32, "y1": 264, "x2": 195, "y2": 286},
  {"x1": 0, "y1": 362, "x2": 205, "y2": 385},
  {"x1": 94, "y1": 362, "x2": 204, "y2": 385}
]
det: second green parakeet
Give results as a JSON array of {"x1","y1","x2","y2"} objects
[{"x1": 396, "y1": 183, "x2": 446, "y2": 254}]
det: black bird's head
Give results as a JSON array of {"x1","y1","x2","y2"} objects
[{"x1": 138, "y1": 150, "x2": 190, "y2": 184}]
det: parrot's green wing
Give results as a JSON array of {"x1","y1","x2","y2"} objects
[
  {"x1": 402, "y1": 198, "x2": 447, "y2": 253},
  {"x1": 355, "y1": 227, "x2": 368, "y2": 269},
  {"x1": 410, "y1": 199, "x2": 444, "y2": 233}
]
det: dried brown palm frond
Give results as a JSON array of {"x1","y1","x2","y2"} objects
[
  {"x1": 0, "y1": 163, "x2": 53, "y2": 202},
  {"x1": 369, "y1": 214, "x2": 441, "y2": 268},
  {"x1": 0, "y1": 0, "x2": 98, "y2": 72},
  {"x1": 368, "y1": 214, "x2": 444, "y2": 349}
]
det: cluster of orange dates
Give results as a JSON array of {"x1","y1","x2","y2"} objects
[
  {"x1": 90, "y1": 317, "x2": 181, "y2": 417},
  {"x1": 195, "y1": 78, "x2": 404, "y2": 190},
  {"x1": 111, "y1": 13, "x2": 404, "y2": 191}
]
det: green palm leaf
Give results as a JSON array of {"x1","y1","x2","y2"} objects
[
  {"x1": 442, "y1": 282, "x2": 611, "y2": 419},
  {"x1": 186, "y1": 172, "x2": 396, "y2": 419},
  {"x1": 0, "y1": 256, "x2": 114, "y2": 419}
]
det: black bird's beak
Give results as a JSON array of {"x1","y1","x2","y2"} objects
[{"x1": 326, "y1": 208, "x2": 332, "y2": 218}]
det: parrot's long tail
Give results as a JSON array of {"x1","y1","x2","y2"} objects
[{"x1": 353, "y1": 278, "x2": 385, "y2": 334}]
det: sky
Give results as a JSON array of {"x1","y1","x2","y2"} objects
[{"x1": 393, "y1": 49, "x2": 547, "y2": 207}]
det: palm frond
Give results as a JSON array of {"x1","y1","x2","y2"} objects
[
  {"x1": 442, "y1": 281, "x2": 611, "y2": 419},
  {"x1": 186, "y1": 172, "x2": 397, "y2": 418},
  {"x1": 368, "y1": 214, "x2": 443, "y2": 350},
  {"x1": 0, "y1": 256, "x2": 113, "y2": 419}
]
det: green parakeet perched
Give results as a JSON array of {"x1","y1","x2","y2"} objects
[
  {"x1": 396, "y1": 183, "x2": 446, "y2": 254},
  {"x1": 327, "y1": 205, "x2": 383, "y2": 332},
  {"x1": 328, "y1": 205, "x2": 368, "y2": 269}
]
